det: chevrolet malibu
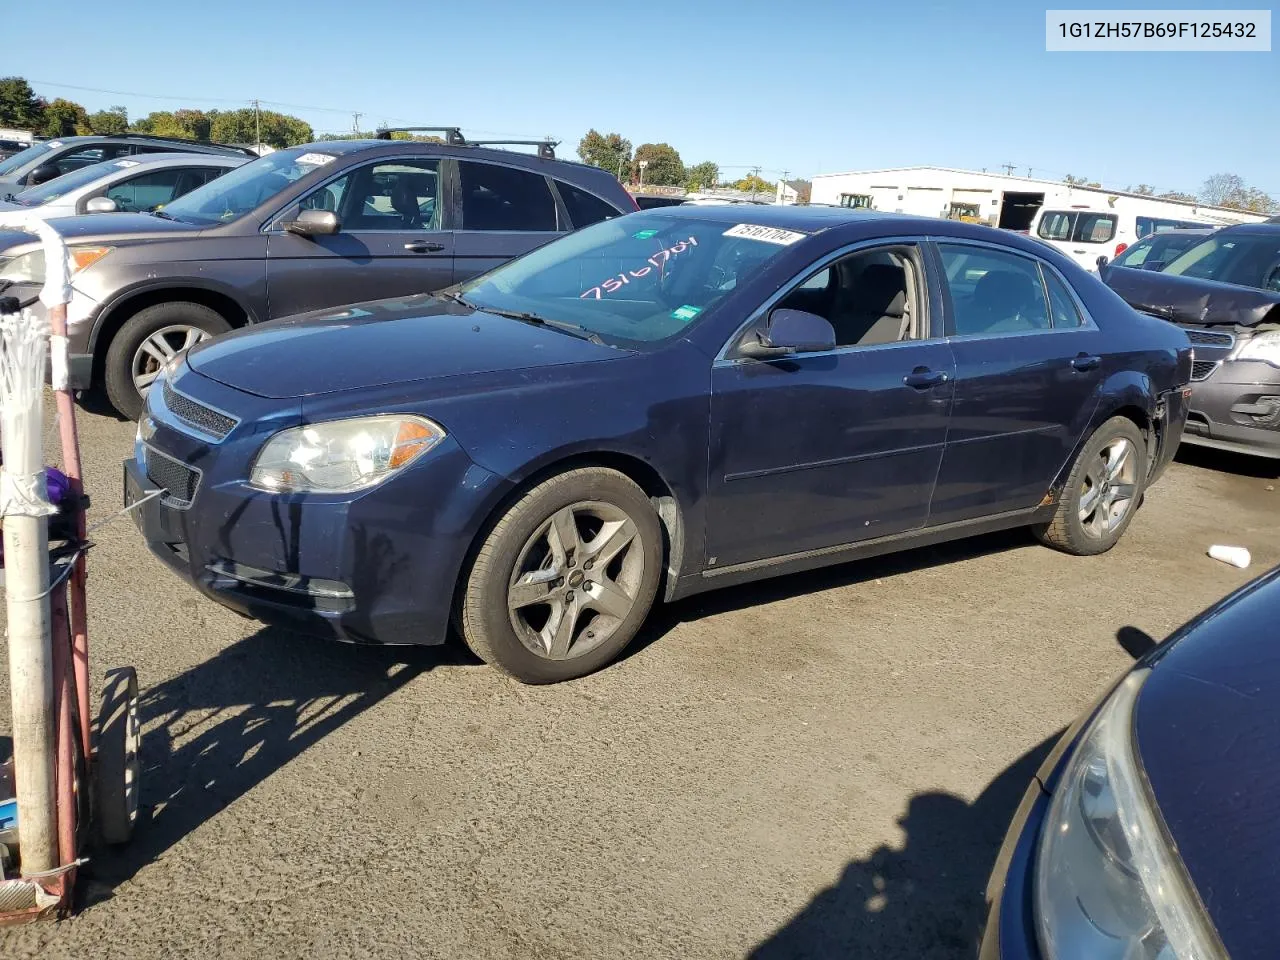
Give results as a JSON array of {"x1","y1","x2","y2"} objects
[
  {"x1": 124, "y1": 206, "x2": 1192, "y2": 683},
  {"x1": 981, "y1": 565, "x2": 1280, "y2": 960}
]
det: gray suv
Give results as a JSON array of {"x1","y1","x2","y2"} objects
[{"x1": 0, "y1": 128, "x2": 635, "y2": 418}]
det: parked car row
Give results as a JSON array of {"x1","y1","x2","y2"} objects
[
  {"x1": 0, "y1": 128, "x2": 636, "y2": 418},
  {"x1": 1100, "y1": 222, "x2": 1280, "y2": 459},
  {"x1": 0, "y1": 133, "x2": 255, "y2": 191},
  {"x1": 1030, "y1": 205, "x2": 1219, "y2": 272}
]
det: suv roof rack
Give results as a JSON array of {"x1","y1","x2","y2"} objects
[
  {"x1": 373, "y1": 127, "x2": 559, "y2": 159},
  {"x1": 102, "y1": 133, "x2": 259, "y2": 157}
]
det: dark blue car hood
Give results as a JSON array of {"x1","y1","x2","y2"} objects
[
  {"x1": 186, "y1": 294, "x2": 623, "y2": 398},
  {"x1": 1135, "y1": 566, "x2": 1280, "y2": 959}
]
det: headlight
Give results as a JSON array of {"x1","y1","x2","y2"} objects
[
  {"x1": 249, "y1": 415, "x2": 445, "y2": 493},
  {"x1": 1036, "y1": 669, "x2": 1224, "y2": 959},
  {"x1": 1231, "y1": 330, "x2": 1280, "y2": 368},
  {"x1": 0, "y1": 245, "x2": 112, "y2": 285}
]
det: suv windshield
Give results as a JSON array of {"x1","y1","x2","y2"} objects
[
  {"x1": 1112, "y1": 232, "x2": 1209, "y2": 270},
  {"x1": 10, "y1": 158, "x2": 127, "y2": 206},
  {"x1": 458, "y1": 213, "x2": 800, "y2": 346},
  {"x1": 0, "y1": 141, "x2": 53, "y2": 178},
  {"x1": 1163, "y1": 233, "x2": 1280, "y2": 289},
  {"x1": 160, "y1": 147, "x2": 335, "y2": 224}
]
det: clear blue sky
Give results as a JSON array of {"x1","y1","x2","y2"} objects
[{"x1": 10, "y1": 0, "x2": 1277, "y2": 195}]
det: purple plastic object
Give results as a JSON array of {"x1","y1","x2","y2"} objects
[{"x1": 46, "y1": 466, "x2": 71, "y2": 506}]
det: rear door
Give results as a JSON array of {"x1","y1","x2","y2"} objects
[
  {"x1": 265, "y1": 157, "x2": 453, "y2": 317},
  {"x1": 92, "y1": 166, "x2": 218, "y2": 214},
  {"x1": 451, "y1": 159, "x2": 565, "y2": 282},
  {"x1": 927, "y1": 241, "x2": 1106, "y2": 525}
]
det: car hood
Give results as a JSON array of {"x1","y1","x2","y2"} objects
[
  {"x1": 1134, "y1": 566, "x2": 1280, "y2": 959},
  {"x1": 0, "y1": 212, "x2": 201, "y2": 252},
  {"x1": 1104, "y1": 266, "x2": 1280, "y2": 327},
  {"x1": 186, "y1": 294, "x2": 625, "y2": 398}
]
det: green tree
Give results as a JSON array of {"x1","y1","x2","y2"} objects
[
  {"x1": 1159, "y1": 190, "x2": 1198, "y2": 203},
  {"x1": 1199, "y1": 172, "x2": 1277, "y2": 213},
  {"x1": 131, "y1": 109, "x2": 212, "y2": 140},
  {"x1": 209, "y1": 108, "x2": 312, "y2": 147},
  {"x1": 1064, "y1": 174, "x2": 1101, "y2": 188},
  {"x1": 0, "y1": 76, "x2": 45, "y2": 129},
  {"x1": 686, "y1": 161, "x2": 719, "y2": 191},
  {"x1": 41, "y1": 98, "x2": 90, "y2": 137},
  {"x1": 632, "y1": 142, "x2": 684, "y2": 186},
  {"x1": 1126, "y1": 183, "x2": 1154, "y2": 195},
  {"x1": 577, "y1": 129, "x2": 632, "y2": 178},
  {"x1": 87, "y1": 105, "x2": 129, "y2": 135},
  {"x1": 733, "y1": 173, "x2": 775, "y2": 195}
]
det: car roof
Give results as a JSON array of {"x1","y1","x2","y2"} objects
[
  {"x1": 111, "y1": 151, "x2": 247, "y2": 167},
  {"x1": 646, "y1": 203, "x2": 887, "y2": 231},
  {"x1": 1215, "y1": 222, "x2": 1280, "y2": 237},
  {"x1": 290, "y1": 139, "x2": 623, "y2": 181}
]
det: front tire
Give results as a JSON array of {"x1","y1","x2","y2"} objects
[
  {"x1": 459, "y1": 467, "x2": 663, "y2": 684},
  {"x1": 1034, "y1": 416, "x2": 1148, "y2": 556},
  {"x1": 104, "y1": 302, "x2": 231, "y2": 420}
]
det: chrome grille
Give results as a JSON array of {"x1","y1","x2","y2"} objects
[
  {"x1": 162, "y1": 380, "x2": 237, "y2": 440},
  {"x1": 1184, "y1": 329, "x2": 1235, "y2": 348},
  {"x1": 1190, "y1": 360, "x2": 1219, "y2": 381},
  {"x1": 144, "y1": 446, "x2": 200, "y2": 507}
]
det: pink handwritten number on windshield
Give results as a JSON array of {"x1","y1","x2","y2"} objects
[{"x1": 580, "y1": 236, "x2": 698, "y2": 299}]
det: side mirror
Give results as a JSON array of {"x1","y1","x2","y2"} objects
[
  {"x1": 85, "y1": 196, "x2": 117, "y2": 214},
  {"x1": 28, "y1": 164, "x2": 60, "y2": 186},
  {"x1": 739, "y1": 308, "x2": 836, "y2": 360},
  {"x1": 282, "y1": 208, "x2": 340, "y2": 237},
  {"x1": 1095, "y1": 255, "x2": 1109, "y2": 270}
]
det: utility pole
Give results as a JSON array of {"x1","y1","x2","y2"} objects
[
  {"x1": 750, "y1": 165, "x2": 761, "y2": 201},
  {"x1": 780, "y1": 169, "x2": 790, "y2": 204},
  {"x1": 251, "y1": 98, "x2": 261, "y2": 151},
  {"x1": 1026, "y1": 167, "x2": 1033, "y2": 178},
  {"x1": 1002, "y1": 162, "x2": 1015, "y2": 176},
  {"x1": 352, "y1": 111, "x2": 363, "y2": 136}
]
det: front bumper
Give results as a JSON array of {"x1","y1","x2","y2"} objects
[
  {"x1": 1182, "y1": 359, "x2": 1280, "y2": 459},
  {"x1": 979, "y1": 779, "x2": 1049, "y2": 959},
  {"x1": 124, "y1": 367, "x2": 509, "y2": 645}
]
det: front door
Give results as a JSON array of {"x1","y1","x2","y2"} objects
[
  {"x1": 928, "y1": 241, "x2": 1106, "y2": 525},
  {"x1": 266, "y1": 158, "x2": 453, "y2": 318},
  {"x1": 451, "y1": 159, "x2": 566, "y2": 284},
  {"x1": 705, "y1": 242, "x2": 955, "y2": 570}
]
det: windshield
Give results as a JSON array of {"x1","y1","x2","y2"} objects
[
  {"x1": 160, "y1": 147, "x2": 337, "y2": 224},
  {"x1": 458, "y1": 213, "x2": 802, "y2": 346},
  {"x1": 0, "y1": 141, "x2": 52, "y2": 178},
  {"x1": 10, "y1": 158, "x2": 130, "y2": 206},
  {"x1": 1112, "y1": 233, "x2": 1207, "y2": 270},
  {"x1": 1162, "y1": 233, "x2": 1280, "y2": 289}
]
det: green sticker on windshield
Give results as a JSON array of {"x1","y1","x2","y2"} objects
[
  {"x1": 632, "y1": 228, "x2": 660, "y2": 239},
  {"x1": 672, "y1": 305, "x2": 702, "y2": 322}
]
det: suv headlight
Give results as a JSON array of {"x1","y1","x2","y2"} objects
[
  {"x1": 249, "y1": 415, "x2": 446, "y2": 494},
  {"x1": 1035, "y1": 669, "x2": 1224, "y2": 959},
  {"x1": 1231, "y1": 330, "x2": 1280, "y2": 368},
  {"x1": 0, "y1": 245, "x2": 112, "y2": 285}
]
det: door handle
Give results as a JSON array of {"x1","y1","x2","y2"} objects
[
  {"x1": 404, "y1": 241, "x2": 445, "y2": 253},
  {"x1": 1071, "y1": 353, "x2": 1101, "y2": 372},
  {"x1": 903, "y1": 368, "x2": 950, "y2": 389}
]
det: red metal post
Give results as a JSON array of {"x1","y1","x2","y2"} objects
[{"x1": 49, "y1": 588, "x2": 77, "y2": 905}]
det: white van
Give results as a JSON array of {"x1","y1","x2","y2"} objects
[{"x1": 1030, "y1": 207, "x2": 1211, "y2": 272}]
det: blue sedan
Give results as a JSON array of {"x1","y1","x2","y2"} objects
[
  {"x1": 123, "y1": 206, "x2": 1192, "y2": 683},
  {"x1": 982, "y1": 565, "x2": 1280, "y2": 960}
]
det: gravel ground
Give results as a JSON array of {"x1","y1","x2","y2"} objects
[{"x1": 2, "y1": 405, "x2": 1277, "y2": 959}]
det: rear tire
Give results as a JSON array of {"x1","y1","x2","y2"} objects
[
  {"x1": 104, "y1": 302, "x2": 231, "y2": 420},
  {"x1": 459, "y1": 468, "x2": 663, "y2": 684},
  {"x1": 1034, "y1": 416, "x2": 1148, "y2": 556}
]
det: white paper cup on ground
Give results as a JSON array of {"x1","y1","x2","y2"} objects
[{"x1": 1208, "y1": 545, "x2": 1251, "y2": 569}]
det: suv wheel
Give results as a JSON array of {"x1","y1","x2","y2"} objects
[
  {"x1": 1034, "y1": 416, "x2": 1148, "y2": 556},
  {"x1": 459, "y1": 467, "x2": 663, "y2": 684},
  {"x1": 104, "y1": 302, "x2": 231, "y2": 419}
]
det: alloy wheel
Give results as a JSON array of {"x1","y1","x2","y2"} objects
[
  {"x1": 131, "y1": 324, "x2": 211, "y2": 394},
  {"x1": 1078, "y1": 437, "x2": 1139, "y2": 538},
  {"x1": 507, "y1": 500, "x2": 646, "y2": 660}
]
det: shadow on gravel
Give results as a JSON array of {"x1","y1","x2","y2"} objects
[
  {"x1": 625, "y1": 528, "x2": 1032, "y2": 663},
  {"x1": 748, "y1": 731, "x2": 1062, "y2": 960},
  {"x1": 80, "y1": 626, "x2": 475, "y2": 906},
  {"x1": 1175, "y1": 443, "x2": 1279, "y2": 480}
]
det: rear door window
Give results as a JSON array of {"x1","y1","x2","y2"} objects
[
  {"x1": 939, "y1": 244, "x2": 1051, "y2": 335},
  {"x1": 1070, "y1": 213, "x2": 1116, "y2": 244},
  {"x1": 459, "y1": 161, "x2": 558, "y2": 232},
  {"x1": 556, "y1": 181, "x2": 621, "y2": 228},
  {"x1": 104, "y1": 168, "x2": 189, "y2": 212},
  {"x1": 1037, "y1": 211, "x2": 1076, "y2": 241}
]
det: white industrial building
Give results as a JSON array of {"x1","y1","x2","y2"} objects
[{"x1": 809, "y1": 166, "x2": 1266, "y2": 231}]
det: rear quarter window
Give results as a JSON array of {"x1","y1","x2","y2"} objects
[{"x1": 557, "y1": 181, "x2": 623, "y2": 228}]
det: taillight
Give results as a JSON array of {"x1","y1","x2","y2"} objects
[{"x1": 1115, "y1": 242, "x2": 1128, "y2": 256}]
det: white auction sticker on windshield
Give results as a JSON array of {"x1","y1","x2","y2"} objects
[
  {"x1": 294, "y1": 152, "x2": 335, "y2": 166},
  {"x1": 47, "y1": 140, "x2": 63, "y2": 149},
  {"x1": 723, "y1": 223, "x2": 807, "y2": 245},
  {"x1": 114, "y1": 159, "x2": 140, "y2": 168}
]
